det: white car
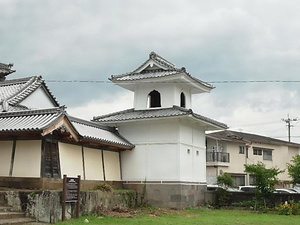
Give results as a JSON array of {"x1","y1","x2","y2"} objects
[
  {"x1": 239, "y1": 186, "x2": 256, "y2": 193},
  {"x1": 275, "y1": 188, "x2": 297, "y2": 194}
]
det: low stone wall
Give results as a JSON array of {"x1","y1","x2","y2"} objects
[
  {"x1": 124, "y1": 182, "x2": 206, "y2": 209},
  {"x1": 3, "y1": 190, "x2": 137, "y2": 223}
]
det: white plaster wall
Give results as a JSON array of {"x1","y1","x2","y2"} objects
[
  {"x1": 83, "y1": 147, "x2": 103, "y2": 180},
  {"x1": 59, "y1": 143, "x2": 83, "y2": 178},
  {"x1": 119, "y1": 120, "x2": 180, "y2": 181},
  {"x1": 13, "y1": 140, "x2": 41, "y2": 177},
  {"x1": 20, "y1": 87, "x2": 56, "y2": 109},
  {"x1": 103, "y1": 151, "x2": 121, "y2": 181},
  {"x1": 119, "y1": 118, "x2": 207, "y2": 182},
  {"x1": 179, "y1": 123, "x2": 206, "y2": 182},
  {"x1": 134, "y1": 83, "x2": 192, "y2": 109},
  {"x1": 0, "y1": 141, "x2": 13, "y2": 176},
  {"x1": 121, "y1": 145, "x2": 147, "y2": 181}
]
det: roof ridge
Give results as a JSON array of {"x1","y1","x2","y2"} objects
[
  {"x1": 68, "y1": 115, "x2": 116, "y2": 132},
  {"x1": 0, "y1": 106, "x2": 65, "y2": 118},
  {"x1": 149, "y1": 52, "x2": 176, "y2": 69},
  {"x1": 6, "y1": 76, "x2": 41, "y2": 104},
  {"x1": 93, "y1": 108, "x2": 135, "y2": 121}
]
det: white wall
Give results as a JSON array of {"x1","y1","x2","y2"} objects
[
  {"x1": 83, "y1": 147, "x2": 103, "y2": 180},
  {"x1": 13, "y1": 140, "x2": 41, "y2": 177},
  {"x1": 20, "y1": 87, "x2": 56, "y2": 109},
  {"x1": 134, "y1": 83, "x2": 192, "y2": 109},
  {"x1": 103, "y1": 151, "x2": 121, "y2": 181},
  {"x1": 119, "y1": 118, "x2": 207, "y2": 183},
  {"x1": 59, "y1": 143, "x2": 83, "y2": 178},
  {"x1": 0, "y1": 141, "x2": 13, "y2": 176}
]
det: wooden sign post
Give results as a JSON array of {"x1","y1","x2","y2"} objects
[{"x1": 62, "y1": 175, "x2": 81, "y2": 221}]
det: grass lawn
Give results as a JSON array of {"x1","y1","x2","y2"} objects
[{"x1": 55, "y1": 208, "x2": 300, "y2": 225}]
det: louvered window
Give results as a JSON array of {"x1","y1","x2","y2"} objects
[{"x1": 43, "y1": 140, "x2": 61, "y2": 178}]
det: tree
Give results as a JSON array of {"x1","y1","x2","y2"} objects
[
  {"x1": 244, "y1": 162, "x2": 283, "y2": 208},
  {"x1": 217, "y1": 173, "x2": 234, "y2": 188},
  {"x1": 287, "y1": 155, "x2": 300, "y2": 185},
  {"x1": 215, "y1": 173, "x2": 234, "y2": 207}
]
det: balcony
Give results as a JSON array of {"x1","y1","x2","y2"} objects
[{"x1": 206, "y1": 151, "x2": 230, "y2": 167}]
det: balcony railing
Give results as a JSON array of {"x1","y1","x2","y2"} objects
[{"x1": 206, "y1": 152, "x2": 230, "y2": 163}]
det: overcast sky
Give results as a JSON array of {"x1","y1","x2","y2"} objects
[{"x1": 1, "y1": 0, "x2": 300, "y2": 142}]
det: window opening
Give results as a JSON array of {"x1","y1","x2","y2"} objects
[
  {"x1": 43, "y1": 140, "x2": 61, "y2": 178},
  {"x1": 147, "y1": 90, "x2": 161, "y2": 108},
  {"x1": 180, "y1": 92, "x2": 186, "y2": 108},
  {"x1": 253, "y1": 148, "x2": 262, "y2": 156},
  {"x1": 239, "y1": 146, "x2": 245, "y2": 154}
]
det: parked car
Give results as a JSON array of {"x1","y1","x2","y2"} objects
[
  {"x1": 288, "y1": 188, "x2": 300, "y2": 193},
  {"x1": 207, "y1": 185, "x2": 240, "y2": 192},
  {"x1": 239, "y1": 186, "x2": 257, "y2": 193},
  {"x1": 275, "y1": 188, "x2": 297, "y2": 194}
]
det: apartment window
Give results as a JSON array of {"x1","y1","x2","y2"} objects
[
  {"x1": 253, "y1": 148, "x2": 262, "y2": 156},
  {"x1": 239, "y1": 146, "x2": 245, "y2": 154},
  {"x1": 263, "y1": 149, "x2": 273, "y2": 161}
]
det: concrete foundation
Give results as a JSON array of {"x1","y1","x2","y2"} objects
[{"x1": 123, "y1": 182, "x2": 207, "y2": 208}]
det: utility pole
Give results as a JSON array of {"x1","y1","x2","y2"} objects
[{"x1": 282, "y1": 114, "x2": 298, "y2": 142}]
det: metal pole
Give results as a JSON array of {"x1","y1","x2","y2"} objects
[{"x1": 62, "y1": 175, "x2": 67, "y2": 221}]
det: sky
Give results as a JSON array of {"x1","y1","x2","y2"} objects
[{"x1": 1, "y1": 0, "x2": 300, "y2": 142}]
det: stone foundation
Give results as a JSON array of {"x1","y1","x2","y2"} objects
[
  {"x1": 2, "y1": 190, "x2": 137, "y2": 223},
  {"x1": 123, "y1": 182, "x2": 207, "y2": 208}
]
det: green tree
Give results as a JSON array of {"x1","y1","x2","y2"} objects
[
  {"x1": 217, "y1": 173, "x2": 234, "y2": 188},
  {"x1": 287, "y1": 155, "x2": 300, "y2": 185},
  {"x1": 215, "y1": 173, "x2": 234, "y2": 207},
  {"x1": 244, "y1": 162, "x2": 283, "y2": 208}
]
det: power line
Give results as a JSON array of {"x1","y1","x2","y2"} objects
[{"x1": 45, "y1": 80, "x2": 300, "y2": 84}]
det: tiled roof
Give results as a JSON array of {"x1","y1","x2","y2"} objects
[
  {"x1": 110, "y1": 52, "x2": 213, "y2": 90},
  {"x1": 0, "y1": 76, "x2": 59, "y2": 108},
  {"x1": 207, "y1": 130, "x2": 300, "y2": 147},
  {"x1": 0, "y1": 107, "x2": 63, "y2": 132},
  {"x1": 0, "y1": 63, "x2": 15, "y2": 78},
  {"x1": 0, "y1": 107, "x2": 134, "y2": 149},
  {"x1": 68, "y1": 116, "x2": 134, "y2": 148},
  {"x1": 93, "y1": 106, "x2": 228, "y2": 130}
]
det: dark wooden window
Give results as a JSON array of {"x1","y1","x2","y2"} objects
[
  {"x1": 180, "y1": 92, "x2": 186, "y2": 108},
  {"x1": 42, "y1": 140, "x2": 61, "y2": 178},
  {"x1": 148, "y1": 90, "x2": 161, "y2": 108}
]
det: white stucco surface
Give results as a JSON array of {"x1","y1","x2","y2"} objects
[
  {"x1": 83, "y1": 147, "x2": 103, "y2": 180},
  {"x1": 134, "y1": 83, "x2": 192, "y2": 110},
  {"x1": 13, "y1": 140, "x2": 41, "y2": 177},
  {"x1": 59, "y1": 143, "x2": 83, "y2": 177},
  {"x1": 119, "y1": 118, "x2": 207, "y2": 182},
  {"x1": 20, "y1": 87, "x2": 56, "y2": 109},
  {"x1": 0, "y1": 141, "x2": 13, "y2": 176},
  {"x1": 103, "y1": 151, "x2": 121, "y2": 181}
]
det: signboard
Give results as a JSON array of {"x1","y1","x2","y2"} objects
[
  {"x1": 62, "y1": 175, "x2": 81, "y2": 221},
  {"x1": 66, "y1": 177, "x2": 79, "y2": 202}
]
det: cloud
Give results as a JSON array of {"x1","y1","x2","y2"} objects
[
  {"x1": 1, "y1": 0, "x2": 300, "y2": 143},
  {"x1": 67, "y1": 91, "x2": 134, "y2": 120}
]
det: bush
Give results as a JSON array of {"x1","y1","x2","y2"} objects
[
  {"x1": 93, "y1": 183, "x2": 113, "y2": 192},
  {"x1": 275, "y1": 201, "x2": 300, "y2": 215}
]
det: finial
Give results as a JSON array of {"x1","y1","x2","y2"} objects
[{"x1": 149, "y1": 52, "x2": 157, "y2": 59}]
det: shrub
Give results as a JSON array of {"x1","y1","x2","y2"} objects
[
  {"x1": 93, "y1": 183, "x2": 113, "y2": 192},
  {"x1": 275, "y1": 201, "x2": 300, "y2": 215}
]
